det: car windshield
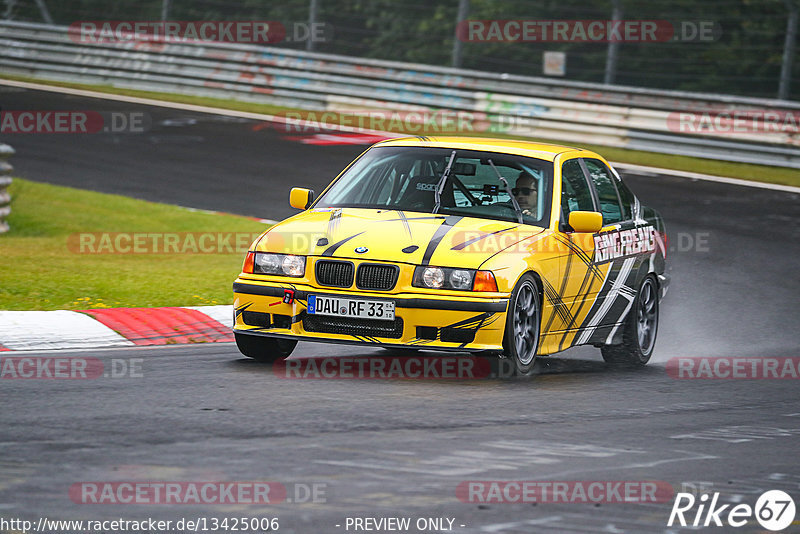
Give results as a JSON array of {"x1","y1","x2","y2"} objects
[{"x1": 314, "y1": 146, "x2": 553, "y2": 226}]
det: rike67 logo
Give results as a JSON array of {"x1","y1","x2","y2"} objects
[{"x1": 668, "y1": 490, "x2": 796, "y2": 531}]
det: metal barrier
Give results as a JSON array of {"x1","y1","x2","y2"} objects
[
  {"x1": 1, "y1": 20, "x2": 799, "y2": 168},
  {"x1": 0, "y1": 143, "x2": 13, "y2": 234}
]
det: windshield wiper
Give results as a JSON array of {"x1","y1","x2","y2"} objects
[
  {"x1": 432, "y1": 150, "x2": 457, "y2": 214},
  {"x1": 488, "y1": 159, "x2": 523, "y2": 224}
]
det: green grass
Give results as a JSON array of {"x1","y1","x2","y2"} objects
[
  {"x1": 4, "y1": 73, "x2": 799, "y2": 187},
  {"x1": 0, "y1": 178, "x2": 268, "y2": 310}
]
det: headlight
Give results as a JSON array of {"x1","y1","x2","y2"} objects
[
  {"x1": 257, "y1": 253, "x2": 282, "y2": 273},
  {"x1": 449, "y1": 269, "x2": 473, "y2": 290},
  {"x1": 253, "y1": 252, "x2": 306, "y2": 277},
  {"x1": 282, "y1": 255, "x2": 305, "y2": 277},
  {"x1": 422, "y1": 267, "x2": 445, "y2": 289},
  {"x1": 413, "y1": 266, "x2": 476, "y2": 291}
]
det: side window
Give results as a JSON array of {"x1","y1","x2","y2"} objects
[
  {"x1": 560, "y1": 159, "x2": 594, "y2": 224},
  {"x1": 610, "y1": 167, "x2": 636, "y2": 221},
  {"x1": 584, "y1": 159, "x2": 623, "y2": 224}
]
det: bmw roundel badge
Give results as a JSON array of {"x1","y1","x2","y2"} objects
[{"x1": 355, "y1": 246, "x2": 368, "y2": 253}]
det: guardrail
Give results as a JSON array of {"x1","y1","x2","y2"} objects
[
  {"x1": 1, "y1": 20, "x2": 799, "y2": 168},
  {"x1": 0, "y1": 143, "x2": 13, "y2": 234}
]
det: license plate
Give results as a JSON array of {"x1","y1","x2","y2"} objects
[{"x1": 307, "y1": 295, "x2": 395, "y2": 321}]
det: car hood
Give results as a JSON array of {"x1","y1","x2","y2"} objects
[{"x1": 255, "y1": 207, "x2": 545, "y2": 269}]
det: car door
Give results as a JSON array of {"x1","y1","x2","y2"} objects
[
  {"x1": 544, "y1": 157, "x2": 607, "y2": 351},
  {"x1": 571, "y1": 158, "x2": 647, "y2": 346}
]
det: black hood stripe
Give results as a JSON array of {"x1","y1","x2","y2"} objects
[
  {"x1": 421, "y1": 216, "x2": 463, "y2": 266},
  {"x1": 321, "y1": 232, "x2": 365, "y2": 256}
]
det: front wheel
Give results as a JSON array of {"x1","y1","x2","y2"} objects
[
  {"x1": 502, "y1": 274, "x2": 542, "y2": 376},
  {"x1": 601, "y1": 274, "x2": 659, "y2": 367},
  {"x1": 235, "y1": 332, "x2": 297, "y2": 363}
]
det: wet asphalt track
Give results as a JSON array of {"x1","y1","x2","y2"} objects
[{"x1": 1, "y1": 85, "x2": 800, "y2": 533}]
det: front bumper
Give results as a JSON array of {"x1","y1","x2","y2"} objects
[{"x1": 233, "y1": 280, "x2": 509, "y2": 352}]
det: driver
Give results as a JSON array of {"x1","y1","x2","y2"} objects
[{"x1": 512, "y1": 172, "x2": 537, "y2": 217}]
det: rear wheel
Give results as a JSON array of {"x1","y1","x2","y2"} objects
[
  {"x1": 235, "y1": 332, "x2": 297, "y2": 363},
  {"x1": 501, "y1": 274, "x2": 542, "y2": 376},
  {"x1": 601, "y1": 274, "x2": 659, "y2": 367}
]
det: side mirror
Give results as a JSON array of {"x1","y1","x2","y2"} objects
[
  {"x1": 289, "y1": 188, "x2": 315, "y2": 210},
  {"x1": 568, "y1": 211, "x2": 603, "y2": 233}
]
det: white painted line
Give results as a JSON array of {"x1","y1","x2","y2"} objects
[
  {"x1": 0, "y1": 310, "x2": 133, "y2": 350},
  {"x1": 185, "y1": 305, "x2": 233, "y2": 330},
  {"x1": 611, "y1": 161, "x2": 800, "y2": 194},
  {"x1": 2, "y1": 78, "x2": 796, "y2": 194}
]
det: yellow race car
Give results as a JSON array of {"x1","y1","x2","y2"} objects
[{"x1": 233, "y1": 137, "x2": 668, "y2": 374}]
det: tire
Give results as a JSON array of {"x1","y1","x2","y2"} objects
[
  {"x1": 601, "y1": 274, "x2": 659, "y2": 367},
  {"x1": 234, "y1": 332, "x2": 297, "y2": 363},
  {"x1": 501, "y1": 273, "x2": 542, "y2": 376}
]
